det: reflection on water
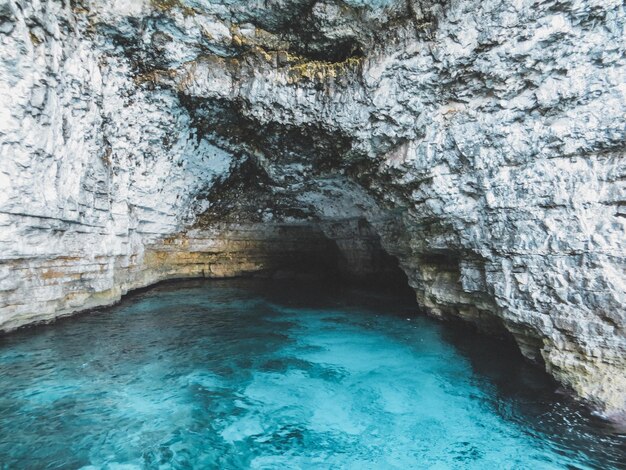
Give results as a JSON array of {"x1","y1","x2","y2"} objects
[{"x1": 0, "y1": 279, "x2": 624, "y2": 469}]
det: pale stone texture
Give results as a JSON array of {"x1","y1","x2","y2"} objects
[{"x1": 0, "y1": 0, "x2": 624, "y2": 420}]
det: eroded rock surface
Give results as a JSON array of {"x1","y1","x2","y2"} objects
[{"x1": 0, "y1": 0, "x2": 624, "y2": 420}]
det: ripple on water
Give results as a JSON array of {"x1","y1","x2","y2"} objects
[{"x1": 0, "y1": 279, "x2": 624, "y2": 469}]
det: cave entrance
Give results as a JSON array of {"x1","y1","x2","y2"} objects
[{"x1": 242, "y1": 217, "x2": 413, "y2": 297}]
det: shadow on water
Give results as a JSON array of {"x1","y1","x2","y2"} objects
[{"x1": 438, "y1": 320, "x2": 626, "y2": 464}]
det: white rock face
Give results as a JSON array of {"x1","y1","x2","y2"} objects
[
  {"x1": 0, "y1": 0, "x2": 233, "y2": 326},
  {"x1": 0, "y1": 0, "x2": 624, "y2": 420}
]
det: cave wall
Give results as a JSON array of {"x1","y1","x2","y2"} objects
[
  {"x1": 0, "y1": 0, "x2": 625, "y2": 420},
  {"x1": 3, "y1": 219, "x2": 403, "y2": 331}
]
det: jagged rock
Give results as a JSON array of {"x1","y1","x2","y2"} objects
[{"x1": 0, "y1": 0, "x2": 624, "y2": 422}]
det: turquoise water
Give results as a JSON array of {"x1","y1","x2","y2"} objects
[{"x1": 0, "y1": 280, "x2": 624, "y2": 469}]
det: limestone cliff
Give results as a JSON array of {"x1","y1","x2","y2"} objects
[{"x1": 0, "y1": 0, "x2": 624, "y2": 421}]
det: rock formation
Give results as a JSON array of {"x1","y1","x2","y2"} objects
[{"x1": 0, "y1": 0, "x2": 624, "y2": 421}]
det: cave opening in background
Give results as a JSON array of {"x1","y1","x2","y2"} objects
[{"x1": 236, "y1": 217, "x2": 414, "y2": 300}]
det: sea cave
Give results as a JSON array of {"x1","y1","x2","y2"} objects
[{"x1": 0, "y1": 0, "x2": 625, "y2": 467}]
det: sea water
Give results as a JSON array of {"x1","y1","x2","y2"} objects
[{"x1": 0, "y1": 280, "x2": 624, "y2": 469}]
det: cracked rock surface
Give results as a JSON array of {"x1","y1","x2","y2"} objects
[{"x1": 0, "y1": 0, "x2": 625, "y2": 421}]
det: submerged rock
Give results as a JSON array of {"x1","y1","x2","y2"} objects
[{"x1": 0, "y1": 0, "x2": 624, "y2": 421}]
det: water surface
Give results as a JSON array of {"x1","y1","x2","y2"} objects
[{"x1": 0, "y1": 279, "x2": 624, "y2": 469}]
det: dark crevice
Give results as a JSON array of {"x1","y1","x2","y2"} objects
[
  {"x1": 178, "y1": 95, "x2": 355, "y2": 167},
  {"x1": 178, "y1": 94, "x2": 369, "y2": 224},
  {"x1": 194, "y1": 156, "x2": 313, "y2": 224}
]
